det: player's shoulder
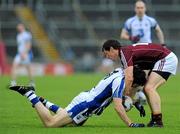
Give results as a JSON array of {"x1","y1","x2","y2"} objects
[
  {"x1": 125, "y1": 16, "x2": 137, "y2": 24},
  {"x1": 23, "y1": 31, "x2": 32, "y2": 38},
  {"x1": 112, "y1": 68, "x2": 124, "y2": 80},
  {"x1": 111, "y1": 69, "x2": 125, "y2": 86},
  {"x1": 144, "y1": 15, "x2": 157, "y2": 22},
  {"x1": 114, "y1": 68, "x2": 124, "y2": 74},
  {"x1": 104, "y1": 68, "x2": 124, "y2": 80},
  {"x1": 24, "y1": 31, "x2": 31, "y2": 35}
]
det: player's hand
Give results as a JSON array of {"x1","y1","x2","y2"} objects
[
  {"x1": 134, "y1": 102, "x2": 146, "y2": 117},
  {"x1": 139, "y1": 105, "x2": 146, "y2": 117},
  {"x1": 20, "y1": 53, "x2": 28, "y2": 60},
  {"x1": 129, "y1": 123, "x2": 145, "y2": 128},
  {"x1": 129, "y1": 35, "x2": 140, "y2": 43}
]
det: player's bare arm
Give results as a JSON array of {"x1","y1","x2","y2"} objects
[
  {"x1": 113, "y1": 98, "x2": 132, "y2": 126},
  {"x1": 155, "y1": 25, "x2": 165, "y2": 44},
  {"x1": 120, "y1": 28, "x2": 130, "y2": 40},
  {"x1": 113, "y1": 97, "x2": 145, "y2": 127},
  {"x1": 124, "y1": 66, "x2": 134, "y2": 95}
]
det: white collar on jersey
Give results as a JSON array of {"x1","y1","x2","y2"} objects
[{"x1": 135, "y1": 14, "x2": 147, "y2": 21}]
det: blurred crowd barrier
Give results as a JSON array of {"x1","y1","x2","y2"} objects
[{"x1": 0, "y1": 63, "x2": 73, "y2": 76}]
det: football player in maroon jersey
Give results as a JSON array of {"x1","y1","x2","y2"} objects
[{"x1": 102, "y1": 39, "x2": 178, "y2": 127}]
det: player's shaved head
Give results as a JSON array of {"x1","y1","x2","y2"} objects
[
  {"x1": 135, "y1": 0, "x2": 146, "y2": 18},
  {"x1": 17, "y1": 23, "x2": 25, "y2": 33}
]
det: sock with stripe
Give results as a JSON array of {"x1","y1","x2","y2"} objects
[
  {"x1": 39, "y1": 97, "x2": 60, "y2": 113},
  {"x1": 25, "y1": 91, "x2": 39, "y2": 106}
]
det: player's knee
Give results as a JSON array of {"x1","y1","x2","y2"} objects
[
  {"x1": 43, "y1": 118, "x2": 58, "y2": 128},
  {"x1": 44, "y1": 120, "x2": 53, "y2": 128},
  {"x1": 44, "y1": 123, "x2": 53, "y2": 128},
  {"x1": 45, "y1": 117, "x2": 66, "y2": 128},
  {"x1": 144, "y1": 84, "x2": 155, "y2": 94},
  {"x1": 44, "y1": 121, "x2": 59, "y2": 128}
]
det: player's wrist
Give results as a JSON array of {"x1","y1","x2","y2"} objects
[
  {"x1": 129, "y1": 35, "x2": 140, "y2": 43},
  {"x1": 128, "y1": 122, "x2": 133, "y2": 126},
  {"x1": 129, "y1": 36, "x2": 133, "y2": 41}
]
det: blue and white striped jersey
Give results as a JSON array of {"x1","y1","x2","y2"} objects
[
  {"x1": 66, "y1": 68, "x2": 125, "y2": 120},
  {"x1": 85, "y1": 68, "x2": 125, "y2": 115},
  {"x1": 123, "y1": 14, "x2": 158, "y2": 43}
]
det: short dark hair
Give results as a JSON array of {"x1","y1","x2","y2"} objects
[
  {"x1": 133, "y1": 66, "x2": 147, "y2": 86},
  {"x1": 102, "y1": 39, "x2": 121, "y2": 51}
]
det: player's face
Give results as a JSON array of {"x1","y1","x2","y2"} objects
[
  {"x1": 135, "y1": 1, "x2": 146, "y2": 17},
  {"x1": 103, "y1": 47, "x2": 119, "y2": 61},
  {"x1": 17, "y1": 24, "x2": 25, "y2": 33}
]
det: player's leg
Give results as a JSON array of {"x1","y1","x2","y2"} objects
[
  {"x1": 25, "y1": 64, "x2": 35, "y2": 87},
  {"x1": 64, "y1": 92, "x2": 89, "y2": 126},
  {"x1": 144, "y1": 72, "x2": 166, "y2": 112},
  {"x1": 11, "y1": 63, "x2": 18, "y2": 85},
  {"x1": 24, "y1": 53, "x2": 35, "y2": 87},
  {"x1": 34, "y1": 102, "x2": 73, "y2": 127},
  {"x1": 38, "y1": 96, "x2": 60, "y2": 114},
  {"x1": 10, "y1": 55, "x2": 20, "y2": 86},
  {"x1": 40, "y1": 93, "x2": 89, "y2": 127},
  {"x1": 144, "y1": 71, "x2": 167, "y2": 127},
  {"x1": 134, "y1": 89, "x2": 147, "y2": 104},
  {"x1": 9, "y1": 86, "x2": 73, "y2": 127},
  {"x1": 145, "y1": 53, "x2": 178, "y2": 127}
]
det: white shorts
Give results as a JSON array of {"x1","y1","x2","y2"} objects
[
  {"x1": 14, "y1": 53, "x2": 33, "y2": 65},
  {"x1": 153, "y1": 52, "x2": 178, "y2": 75},
  {"x1": 65, "y1": 92, "x2": 90, "y2": 125}
]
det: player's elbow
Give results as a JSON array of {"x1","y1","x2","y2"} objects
[{"x1": 120, "y1": 30, "x2": 129, "y2": 40}]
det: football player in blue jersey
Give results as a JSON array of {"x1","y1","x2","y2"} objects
[
  {"x1": 120, "y1": 0, "x2": 164, "y2": 44},
  {"x1": 10, "y1": 23, "x2": 35, "y2": 87},
  {"x1": 9, "y1": 67, "x2": 146, "y2": 128}
]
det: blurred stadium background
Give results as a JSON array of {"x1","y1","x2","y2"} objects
[{"x1": 0, "y1": 0, "x2": 180, "y2": 76}]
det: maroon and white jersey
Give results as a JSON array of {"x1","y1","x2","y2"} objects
[{"x1": 119, "y1": 43, "x2": 171, "y2": 69}]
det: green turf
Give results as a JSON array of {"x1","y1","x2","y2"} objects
[{"x1": 0, "y1": 73, "x2": 180, "y2": 134}]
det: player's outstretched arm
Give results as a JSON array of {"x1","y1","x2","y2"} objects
[
  {"x1": 113, "y1": 98, "x2": 145, "y2": 127},
  {"x1": 113, "y1": 98, "x2": 132, "y2": 126}
]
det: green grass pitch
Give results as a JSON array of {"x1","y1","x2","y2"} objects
[{"x1": 0, "y1": 73, "x2": 180, "y2": 134}]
